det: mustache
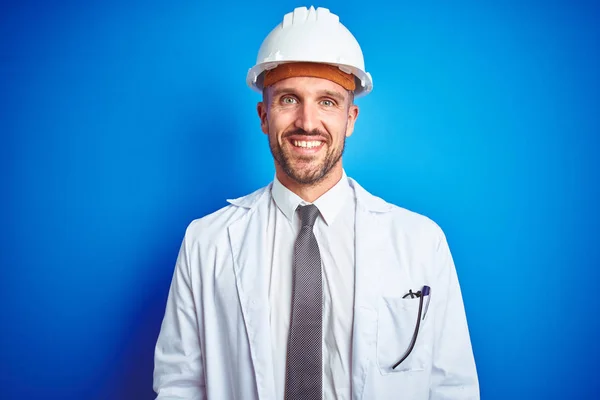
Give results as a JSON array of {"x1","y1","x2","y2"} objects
[{"x1": 283, "y1": 128, "x2": 329, "y2": 139}]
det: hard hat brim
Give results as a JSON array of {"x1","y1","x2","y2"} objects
[{"x1": 247, "y1": 61, "x2": 373, "y2": 98}]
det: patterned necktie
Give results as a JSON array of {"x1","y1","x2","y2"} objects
[{"x1": 285, "y1": 204, "x2": 323, "y2": 400}]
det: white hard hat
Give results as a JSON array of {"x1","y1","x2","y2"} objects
[{"x1": 247, "y1": 6, "x2": 373, "y2": 97}]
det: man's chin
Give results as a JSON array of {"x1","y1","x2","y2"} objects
[{"x1": 285, "y1": 165, "x2": 327, "y2": 185}]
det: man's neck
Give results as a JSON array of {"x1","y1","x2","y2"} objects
[{"x1": 275, "y1": 165, "x2": 344, "y2": 203}]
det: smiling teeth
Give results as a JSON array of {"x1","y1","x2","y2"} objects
[{"x1": 293, "y1": 140, "x2": 322, "y2": 148}]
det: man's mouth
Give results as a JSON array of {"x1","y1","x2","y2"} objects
[{"x1": 292, "y1": 140, "x2": 323, "y2": 149}]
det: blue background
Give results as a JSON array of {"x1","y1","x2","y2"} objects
[{"x1": 1, "y1": 0, "x2": 599, "y2": 399}]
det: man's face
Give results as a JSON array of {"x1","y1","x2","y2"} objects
[{"x1": 257, "y1": 76, "x2": 359, "y2": 185}]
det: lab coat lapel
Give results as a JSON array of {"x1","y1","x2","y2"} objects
[
  {"x1": 350, "y1": 179, "x2": 393, "y2": 400},
  {"x1": 227, "y1": 187, "x2": 275, "y2": 400}
]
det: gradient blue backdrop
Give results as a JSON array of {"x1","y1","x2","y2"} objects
[{"x1": 1, "y1": 0, "x2": 599, "y2": 399}]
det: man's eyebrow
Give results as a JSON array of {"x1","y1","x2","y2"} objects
[
  {"x1": 318, "y1": 90, "x2": 346, "y2": 102},
  {"x1": 270, "y1": 87, "x2": 298, "y2": 98}
]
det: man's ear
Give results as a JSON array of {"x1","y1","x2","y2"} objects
[
  {"x1": 257, "y1": 101, "x2": 269, "y2": 135},
  {"x1": 345, "y1": 104, "x2": 359, "y2": 138}
]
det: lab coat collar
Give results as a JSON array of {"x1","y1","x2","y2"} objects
[
  {"x1": 226, "y1": 176, "x2": 393, "y2": 214},
  {"x1": 226, "y1": 184, "x2": 272, "y2": 209},
  {"x1": 349, "y1": 177, "x2": 393, "y2": 213}
]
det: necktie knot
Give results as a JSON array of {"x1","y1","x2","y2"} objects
[{"x1": 297, "y1": 204, "x2": 320, "y2": 228}]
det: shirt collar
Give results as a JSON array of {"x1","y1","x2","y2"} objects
[{"x1": 271, "y1": 170, "x2": 352, "y2": 226}]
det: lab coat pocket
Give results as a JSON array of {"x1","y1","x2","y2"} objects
[{"x1": 376, "y1": 296, "x2": 431, "y2": 375}]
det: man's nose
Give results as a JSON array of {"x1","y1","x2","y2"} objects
[{"x1": 293, "y1": 102, "x2": 319, "y2": 133}]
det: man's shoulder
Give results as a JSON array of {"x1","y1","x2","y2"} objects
[
  {"x1": 387, "y1": 202, "x2": 445, "y2": 240},
  {"x1": 351, "y1": 178, "x2": 445, "y2": 241},
  {"x1": 184, "y1": 183, "x2": 272, "y2": 242}
]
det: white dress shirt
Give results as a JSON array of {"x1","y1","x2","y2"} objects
[{"x1": 266, "y1": 171, "x2": 356, "y2": 400}]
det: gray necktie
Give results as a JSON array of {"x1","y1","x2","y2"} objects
[{"x1": 285, "y1": 204, "x2": 322, "y2": 400}]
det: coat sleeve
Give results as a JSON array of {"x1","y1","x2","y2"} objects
[
  {"x1": 153, "y1": 231, "x2": 206, "y2": 400},
  {"x1": 429, "y1": 231, "x2": 479, "y2": 400}
]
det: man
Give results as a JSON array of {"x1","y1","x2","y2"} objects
[{"x1": 154, "y1": 6, "x2": 478, "y2": 400}]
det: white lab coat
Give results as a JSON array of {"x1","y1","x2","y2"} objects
[{"x1": 154, "y1": 178, "x2": 479, "y2": 399}]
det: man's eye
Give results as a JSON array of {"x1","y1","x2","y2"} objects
[
  {"x1": 282, "y1": 97, "x2": 297, "y2": 104},
  {"x1": 321, "y1": 100, "x2": 334, "y2": 107}
]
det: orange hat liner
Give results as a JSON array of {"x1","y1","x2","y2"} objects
[{"x1": 263, "y1": 62, "x2": 356, "y2": 91}]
